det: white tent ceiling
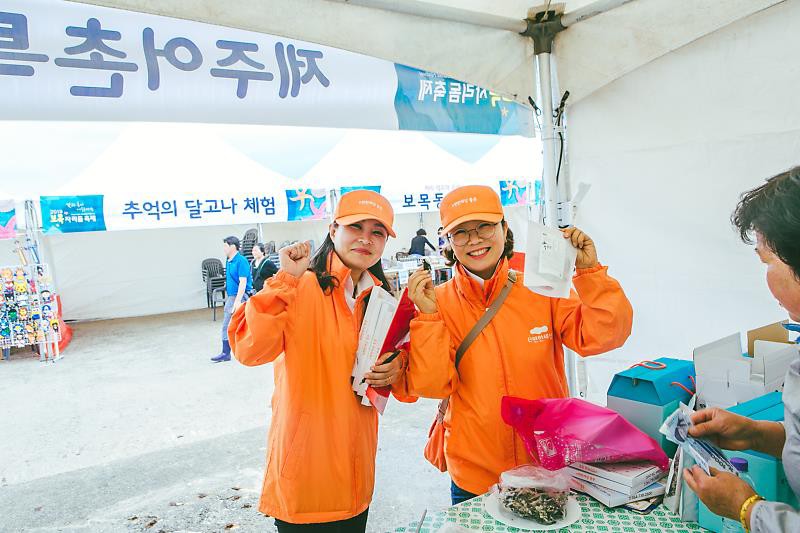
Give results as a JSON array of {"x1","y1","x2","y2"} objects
[
  {"x1": 67, "y1": 0, "x2": 785, "y2": 103},
  {"x1": 0, "y1": 121, "x2": 539, "y2": 199}
]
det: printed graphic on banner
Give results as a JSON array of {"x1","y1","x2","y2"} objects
[
  {"x1": 0, "y1": 201, "x2": 16, "y2": 239},
  {"x1": 105, "y1": 193, "x2": 287, "y2": 231},
  {"x1": 394, "y1": 65, "x2": 533, "y2": 136},
  {"x1": 40, "y1": 195, "x2": 106, "y2": 234},
  {"x1": 340, "y1": 186, "x2": 382, "y2": 195},
  {"x1": 499, "y1": 180, "x2": 530, "y2": 206},
  {"x1": 286, "y1": 189, "x2": 329, "y2": 221},
  {"x1": 534, "y1": 180, "x2": 543, "y2": 205}
]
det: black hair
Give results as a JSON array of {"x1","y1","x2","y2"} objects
[
  {"x1": 254, "y1": 242, "x2": 266, "y2": 254},
  {"x1": 308, "y1": 227, "x2": 390, "y2": 298},
  {"x1": 416, "y1": 228, "x2": 427, "y2": 236},
  {"x1": 732, "y1": 166, "x2": 800, "y2": 279},
  {"x1": 443, "y1": 220, "x2": 514, "y2": 267},
  {"x1": 223, "y1": 236, "x2": 240, "y2": 250}
]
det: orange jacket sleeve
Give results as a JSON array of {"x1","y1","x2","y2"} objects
[
  {"x1": 228, "y1": 270, "x2": 299, "y2": 366},
  {"x1": 388, "y1": 348, "x2": 418, "y2": 403},
  {"x1": 551, "y1": 264, "x2": 633, "y2": 356},
  {"x1": 406, "y1": 312, "x2": 460, "y2": 399}
]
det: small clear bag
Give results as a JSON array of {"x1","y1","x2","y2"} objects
[{"x1": 492, "y1": 464, "x2": 571, "y2": 525}]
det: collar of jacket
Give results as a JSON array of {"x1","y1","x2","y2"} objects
[
  {"x1": 454, "y1": 257, "x2": 510, "y2": 307},
  {"x1": 326, "y1": 250, "x2": 383, "y2": 293}
]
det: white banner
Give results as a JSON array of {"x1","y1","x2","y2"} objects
[
  {"x1": 0, "y1": 1, "x2": 532, "y2": 136},
  {"x1": 0, "y1": 0, "x2": 397, "y2": 129},
  {"x1": 102, "y1": 191, "x2": 291, "y2": 231}
]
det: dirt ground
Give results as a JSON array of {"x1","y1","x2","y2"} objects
[{"x1": 0, "y1": 309, "x2": 449, "y2": 532}]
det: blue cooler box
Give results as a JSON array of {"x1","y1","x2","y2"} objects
[
  {"x1": 607, "y1": 357, "x2": 696, "y2": 457},
  {"x1": 698, "y1": 392, "x2": 798, "y2": 532}
]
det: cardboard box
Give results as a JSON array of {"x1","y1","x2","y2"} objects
[
  {"x1": 607, "y1": 357, "x2": 695, "y2": 456},
  {"x1": 694, "y1": 322, "x2": 797, "y2": 409},
  {"x1": 698, "y1": 392, "x2": 799, "y2": 532}
]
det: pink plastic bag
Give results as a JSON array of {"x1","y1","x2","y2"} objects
[{"x1": 501, "y1": 396, "x2": 669, "y2": 471}]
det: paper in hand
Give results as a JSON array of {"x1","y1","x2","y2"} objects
[
  {"x1": 523, "y1": 221, "x2": 577, "y2": 298},
  {"x1": 659, "y1": 404, "x2": 736, "y2": 475}
]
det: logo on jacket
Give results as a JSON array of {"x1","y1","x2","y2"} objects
[{"x1": 528, "y1": 325, "x2": 552, "y2": 343}]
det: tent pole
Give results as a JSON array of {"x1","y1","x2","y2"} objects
[
  {"x1": 524, "y1": 10, "x2": 588, "y2": 397},
  {"x1": 536, "y1": 52, "x2": 558, "y2": 228}
]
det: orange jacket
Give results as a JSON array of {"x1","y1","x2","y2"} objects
[
  {"x1": 228, "y1": 253, "x2": 412, "y2": 524},
  {"x1": 407, "y1": 259, "x2": 633, "y2": 495}
]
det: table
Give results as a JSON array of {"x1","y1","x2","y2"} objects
[{"x1": 391, "y1": 494, "x2": 706, "y2": 532}]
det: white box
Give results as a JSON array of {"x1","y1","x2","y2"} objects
[{"x1": 694, "y1": 322, "x2": 797, "y2": 409}]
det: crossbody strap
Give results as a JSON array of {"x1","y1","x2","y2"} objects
[
  {"x1": 437, "y1": 270, "x2": 517, "y2": 422},
  {"x1": 454, "y1": 270, "x2": 517, "y2": 367}
]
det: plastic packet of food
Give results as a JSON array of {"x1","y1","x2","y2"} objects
[{"x1": 492, "y1": 464, "x2": 571, "y2": 525}]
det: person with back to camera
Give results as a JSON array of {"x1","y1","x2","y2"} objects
[{"x1": 409, "y1": 228, "x2": 436, "y2": 256}]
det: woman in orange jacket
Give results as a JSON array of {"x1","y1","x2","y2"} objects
[
  {"x1": 228, "y1": 190, "x2": 410, "y2": 532},
  {"x1": 406, "y1": 185, "x2": 633, "y2": 505}
]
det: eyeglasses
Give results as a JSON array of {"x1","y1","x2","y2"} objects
[{"x1": 448, "y1": 222, "x2": 498, "y2": 246}]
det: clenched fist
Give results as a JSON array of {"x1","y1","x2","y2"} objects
[{"x1": 279, "y1": 241, "x2": 312, "y2": 278}]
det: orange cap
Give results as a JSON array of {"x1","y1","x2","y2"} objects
[
  {"x1": 334, "y1": 190, "x2": 396, "y2": 237},
  {"x1": 440, "y1": 185, "x2": 504, "y2": 235}
]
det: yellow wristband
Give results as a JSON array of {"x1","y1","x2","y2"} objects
[{"x1": 740, "y1": 494, "x2": 764, "y2": 532}]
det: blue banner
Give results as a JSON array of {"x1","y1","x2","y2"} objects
[
  {"x1": 394, "y1": 65, "x2": 530, "y2": 136},
  {"x1": 499, "y1": 180, "x2": 530, "y2": 207},
  {"x1": 339, "y1": 186, "x2": 382, "y2": 195},
  {"x1": 40, "y1": 195, "x2": 107, "y2": 234},
  {"x1": 286, "y1": 189, "x2": 329, "y2": 221}
]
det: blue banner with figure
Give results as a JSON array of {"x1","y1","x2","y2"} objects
[{"x1": 286, "y1": 189, "x2": 329, "y2": 221}]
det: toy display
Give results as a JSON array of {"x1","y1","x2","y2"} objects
[{"x1": 0, "y1": 264, "x2": 60, "y2": 358}]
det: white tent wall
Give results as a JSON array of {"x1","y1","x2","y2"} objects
[
  {"x1": 566, "y1": 0, "x2": 800, "y2": 400},
  {"x1": 1, "y1": 237, "x2": 25, "y2": 268},
  {"x1": 42, "y1": 223, "x2": 256, "y2": 321},
  {"x1": 44, "y1": 210, "x2": 450, "y2": 321}
]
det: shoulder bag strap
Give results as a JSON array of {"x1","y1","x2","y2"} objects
[{"x1": 437, "y1": 270, "x2": 517, "y2": 422}]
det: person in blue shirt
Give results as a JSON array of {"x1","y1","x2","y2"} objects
[{"x1": 212, "y1": 236, "x2": 253, "y2": 363}]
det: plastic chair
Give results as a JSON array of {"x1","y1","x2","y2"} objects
[
  {"x1": 241, "y1": 228, "x2": 258, "y2": 262},
  {"x1": 201, "y1": 258, "x2": 226, "y2": 320}
]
